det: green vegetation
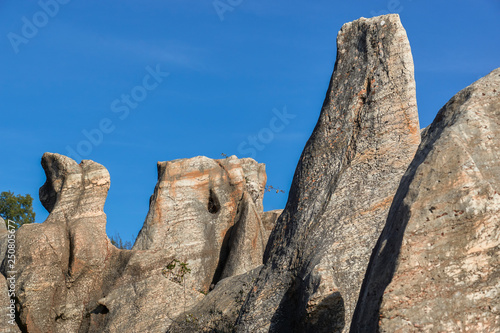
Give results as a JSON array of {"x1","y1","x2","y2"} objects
[
  {"x1": 0, "y1": 191, "x2": 36, "y2": 229},
  {"x1": 162, "y1": 259, "x2": 191, "y2": 284}
]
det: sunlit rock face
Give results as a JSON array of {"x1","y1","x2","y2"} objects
[
  {"x1": 5, "y1": 13, "x2": 499, "y2": 333},
  {"x1": 236, "y1": 13, "x2": 421, "y2": 333},
  {"x1": 133, "y1": 155, "x2": 270, "y2": 292},
  {"x1": 352, "y1": 68, "x2": 500, "y2": 333},
  {"x1": 5, "y1": 153, "x2": 277, "y2": 333}
]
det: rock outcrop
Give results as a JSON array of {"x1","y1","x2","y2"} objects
[
  {"x1": 6, "y1": 155, "x2": 115, "y2": 333},
  {"x1": 236, "y1": 14, "x2": 420, "y2": 332},
  {"x1": 3, "y1": 153, "x2": 276, "y2": 333},
  {"x1": 352, "y1": 68, "x2": 500, "y2": 332},
  {"x1": 133, "y1": 156, "x2": 268, "y2": 292},
  {"x1": 4, "y1": 13, "x2": 499, "y2": 333}
]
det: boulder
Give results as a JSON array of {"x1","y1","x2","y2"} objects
[
  {"x1": 236, "y1": 14, "x2": 420, "y2": 332},
  {"x1": 352, "y1": 68, "x2": 500, "y2": 332}
]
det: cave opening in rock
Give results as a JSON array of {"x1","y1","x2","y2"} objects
[{"x1": 208, "y1": 189, "x2": 221, "y2": 214}]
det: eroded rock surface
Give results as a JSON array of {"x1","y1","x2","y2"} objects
[
  {"x1": 6, "y1": 154, "x2": 115, "y2": 333},
  {"x1": 236, "y1": 14, "x2": 420, "y2": 332},
  {"x1": 352, "y1": 68, "x2": 500, "y2": 332},
  {"x1": 6, "y1": 153, "x2": 275, "y2": 333},
  {"x1": 0, "y1": 275, "x2": 20, "y2": 333},
  {"x1": 7, "y1": 13, "x2": 499, "y2": 333},
  {"x1": 167, "y1": 267, "x2": 261, "y2": 332},
  {"x1": 133, "y1": 156, "x2": 268, "y2": 292},
  {"x1": 261, "y1": 209, "x2": 283, "y2": 241}
]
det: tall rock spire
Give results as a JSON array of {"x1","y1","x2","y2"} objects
[{"x1": 236, "y1": 14, "x2": 420, "y2": 332}]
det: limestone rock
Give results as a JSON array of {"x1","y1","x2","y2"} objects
[
  {"x1": 88, "y1": 249, "x2": 204, "y2": 333},
  {"x1": 261, "y1": 209, "x2": 283, "y2": 241},
  {"x1": 7, "y1": 153, "x2": 273, "y2": 332},
  {"x1": 6, "y1": 154, "x2": 200, "y2": 333},
  {"x1": 236, "y1": 14, "x2": 420, "y2": 332},
  {"x1": 240, "y1": 158, "x2": 267, "y2": 214},
  {"x1": 352, "y1": 68, "x2": 500, "y2": 332},
  {"x1": 220, "y1": 192, "x2": 267, "y2": 279},
  {"x1": 133, "y1": 155, "x2": 268, "y2": 292},
  {"x1": 167, "y1": 267, "x2": 261, "y2": 332},
  {"x1": 5, "y1": 154, "x2": 114, "y2": 333}
]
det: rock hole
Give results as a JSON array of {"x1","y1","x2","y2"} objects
[
  {"x1": 208, "y1": 189, "x2": 220, "y2": 214},
  {"x1": 91, "y1": 304, "x2": 109, "y2": 315},
  {"x1": 55, "y1": 313, "x2": 66, "y2": 321}
]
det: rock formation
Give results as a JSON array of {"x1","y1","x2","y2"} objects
[
  {"x1": 133, "y1": 156, "x2": 268, "y2": 292},
  {"x1": 2, "y1": 13, "x2": 499, "y2": 333},
  {"x1": 351, "y1": 68, "x2": 500, "y2": 332},
  {"x1": 235, "y1": 13, "x2": 420, "y2": 332},
  {"x1": 2, "y1": 153, "x2": 276, "y2": 333}
]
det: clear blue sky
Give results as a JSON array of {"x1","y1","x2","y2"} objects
[{"x1": 1, "y1": 1, "x2": 499, "y2": 243}]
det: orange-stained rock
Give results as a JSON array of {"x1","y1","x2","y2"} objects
[
  {"x1": 4, "y1": 153, "x2": 275, "y2": 333},
  {"x1": 133, "y1": 155, "x2": 269, "y2": 292}
]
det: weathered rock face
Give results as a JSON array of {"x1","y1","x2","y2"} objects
[
  {"x1": 167, "y1": 267, "x2": 261, "y2": 332},
  {"x1": 235, "y1": 14, "x2": 420, "y2": 332},
  {"x1": 5, "y1": 154, "x2": 115, "y2": 333},
  {"x1": 5, "y1": 153, "x2": 275, "y2": 333},
  {"x1": 260, "y1": 209, "x2": 283, "y2": 244},
  {"x1": 8, "y1": 14, "x2": 498, "y2": 333},
  {"x1": 89, "y1": 249, "x2": 204, "y2": 333},
  {"x1": 352, "y1": 68, "x2": 500, "y2": 332},
  {"x1": 133, "y1": 156, "x2": 268, "y2": 292},
  {"x1": 0, "y1": 217, "x2": 9, "y2": 271}
]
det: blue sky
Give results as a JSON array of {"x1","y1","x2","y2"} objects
[{"x1": 1, "y1": 0, "x2": 499, "y2": 243}]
